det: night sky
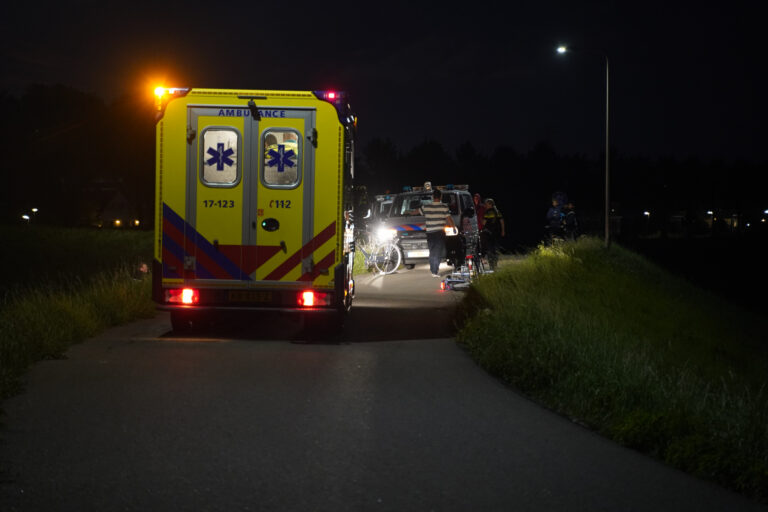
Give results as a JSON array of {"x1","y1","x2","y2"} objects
[{"x1": 1, "y1": 1, "x2": 765, "y2": 162}]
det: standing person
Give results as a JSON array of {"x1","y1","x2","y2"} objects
[
  {"x1": 482, "y1": 198, "x2": 505, "y2": 270},
  {"x1": 563, "y1": 201, "x2": 579, "y2": 240},
  {"x1": 473, "y1": 193, "x2": 486, "y2": 231},
  {"x1": 546, "y1": 192, "x2": 566, "y2": 242},
  {"x1": 420, "y1": 188, "x2": 456, "y2": 277}
]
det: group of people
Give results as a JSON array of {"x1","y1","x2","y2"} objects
[
  {"x1": 420, "y1": 186, "x2": 505, "y2": 277},
  {"x1": 545, "y1": 191, "x2": 578, "y2": 242}
]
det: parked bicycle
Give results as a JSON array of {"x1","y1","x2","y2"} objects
[{"x1": 355, "y1": 229, "x2": 402, "y2": 275}]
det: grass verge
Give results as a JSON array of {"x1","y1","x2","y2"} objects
[
  {"x1": 457, "y1": 236, "x2": 768, "y2": 503},
  {"x1": 0, "y1": 227, "x2": 156, "y2": 402}
]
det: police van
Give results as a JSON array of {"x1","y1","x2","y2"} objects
[
  {"x1": 377, "y1": 185, "x2": 478, "y2": 268},
  {"x1": 152, "y1": 87, "x2": 356, "y2": 333}
]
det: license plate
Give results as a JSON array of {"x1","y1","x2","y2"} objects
[
  {"x1": 407, "y1": 250, "x2": 429, "y2": 258},
  {"x1": 228, "y1": 290, "x2": 273, "y2": 303}
]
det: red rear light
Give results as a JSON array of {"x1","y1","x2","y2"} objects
[
  {"x1": 297, "y1": 290, "x2": 330, "y2": 307},
  {"x1": 327, "y1": 91, "x2": 336, "y2": 100},
  {"x1": 166, "y1": 288, "x2": 199, "y2": 305}
]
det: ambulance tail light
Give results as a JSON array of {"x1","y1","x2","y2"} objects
[
  {"x1": 297, "y1": 290, "x2": 330, "y2": 307},
  {"x1": 166, "y1": 288, "x2": 199, "y2": 305}
]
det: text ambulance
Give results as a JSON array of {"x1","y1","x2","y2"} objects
[{"x1": 152, "y1": 88, "x2": 356, "y2": 333}]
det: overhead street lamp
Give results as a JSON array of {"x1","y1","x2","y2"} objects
[{"x1": 557, "y1": 45, "x2": 611, "y2": 248}]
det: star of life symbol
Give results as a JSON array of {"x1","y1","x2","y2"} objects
[
  {"x1": 206, "y1": 143, "x2": 235, "y2": 171},
  {"x1": 267, "y1": 144, "x2": 296, "y2": 173}
]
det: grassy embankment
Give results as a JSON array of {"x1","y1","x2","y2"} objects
[
  {"x1": 457, "y1": 237, "x2": 768, "y2": 503},
  {"x1": 0, "y1": 226, "x2": 155, "y2": 401}
]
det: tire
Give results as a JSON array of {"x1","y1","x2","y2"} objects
[
  {"x1": 474, "y1": 255, "x2": 486, "y2": 280},
  {"x1": 302, "y1": 311, "x2": 345, "y2": 341},
  {"x1": 373, "y1": 243, "x2": 402, "y2": 275},
  {"x1": 405, "y1": 264, "x2": 415, "y2": 270},
  {"x1": 170, "y1": 311, "x2": 195, "y2": 334}
]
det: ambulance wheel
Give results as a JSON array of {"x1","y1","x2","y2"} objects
[
  {"x1": 405, "y1": 264, "x2": 415, "y2": 270},
  {"x1": 302, "y1": 312, "x2": 344, "y2": 341},
  {"x1": 171, "y1": 311, "x2": 196, "y2": 334}
]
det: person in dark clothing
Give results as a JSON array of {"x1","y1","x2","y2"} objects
[
  {"x1": 545, "y1": 192, "x2": 566, "y2": 242},
  {"x1": 481, "y1": 198, "x2": 505, "y2": 270},
  {"x1": 562, "y1": 201, "x2": 579, "y2": 240}
]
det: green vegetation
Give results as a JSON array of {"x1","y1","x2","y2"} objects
[
  {"x1": 457, "y1": 237, "x2": 768, "y2": 503},
  {"x1": 0, "y1": 226, "x2": 155, "y2": 401}
]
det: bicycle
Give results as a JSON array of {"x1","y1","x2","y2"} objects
[
  {"x1": 442, "y1": 231, "x2": 489, "y2": 290},
  {"x1": 355, "y1": 230, "x2": 403, "y2": 275}
]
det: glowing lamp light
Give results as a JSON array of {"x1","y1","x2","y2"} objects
[
  {"x1": 114, "y1": 219, "x2": 122, "y2": 227},
  {"x1": 300, "y1": 291, "x2": 316, "y2": 307},
  {"x1": 643, "y1": 211, "x2": 651, "y2": 217},
  {"x1": 154, "y1": 86, "x2": 167, "y2": 98},
  {"x1": 327, "y1": 91, "x2": 337, "y2": 100},
  {"x1": 166, "y1": 288, "x2": 199, "y2": 304},
  {"x1": 134, "y1": 219, "x2": 140, "y2": 226},
  {"x1": 297, "y1": 290, "x2": 329, "y2": 307},
  {"x1": 22, "y1": 214, "x2": 30, "y2": 221},
  {"x1": 557, "y1": 46, "x2": 567, "y2": 54},
  {"x1": 764, "y1": 209, "x2": 768, "y2": 215},
  {"x1": 181, "y1": 288, "x2": 196, "y2": 304}
]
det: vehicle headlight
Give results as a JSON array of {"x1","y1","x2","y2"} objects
[
  {"x1": 444, "y1": 226, "x2": 458, "y2": 236},
  {"x1": 376, "y1": 227, "x2": 397, "y2": 242}
]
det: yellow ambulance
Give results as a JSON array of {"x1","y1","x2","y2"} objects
[{"x1": 152, "y1": 88, "x2": 356, "y2": 334}]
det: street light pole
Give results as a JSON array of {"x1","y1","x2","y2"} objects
[
  {"x1": 557, "y1": 46, "x2": 611, "y2": 249},
  {"x1": 604, "y1": 56, "x2": 610, "y2": 249}
]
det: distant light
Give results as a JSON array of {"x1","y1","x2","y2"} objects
[
  {"x1": 21, "y1": 214, "x2": 30, "y2": 220},
  {"x1": 557, "y1": 46, "x2": 567, "y2": 54},
  {"x1": 706, "y1": 210, "x2": 714, "y2": 215},
  {"x1": 31, "y1": 208, "x2": 38, "y2": 213},
  {"x1": 133, "y1": 219, "x2": 140, "y2": 226},
  {"x1": 327, "y1": 91, "x2": 336, "y2": 100},
  {"x1": 114, "y1": 219, "x2": 122, "y2": 227},
  {"x1": 746, "y1": 223, "x2": 751, "y2": 227},
  {"x1": 643, "y1": 211, "x2": 650, "y2": 217},
  {"x1": 764, "y1": 209, "x2": 768, "y2": 214}
]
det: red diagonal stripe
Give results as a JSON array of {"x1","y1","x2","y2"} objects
[
  {"x1": 264, "y1": 222, "x2": 336, "y2": 281},
  {"x1": 298, "y1": 250, "x2": 336, "y2": 281}
]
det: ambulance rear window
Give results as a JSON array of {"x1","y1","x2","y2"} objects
[
  {"x1": 262, "y1": 129, "x2": 301, "y2": 188},
  {"x1": 201, "y1": 128, "x2": 240, "y2": 187}
]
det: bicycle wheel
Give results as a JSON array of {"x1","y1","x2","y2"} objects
[
  {"x1": 373, "y1": 243, "x2": 402, "y2": 275},
  {"x1": 473, "y1": 254, "x2": 486, "y2": 280}
]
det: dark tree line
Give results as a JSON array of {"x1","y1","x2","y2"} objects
[
  {"x1": 1, "y1": 84, "x2": 765, "y2": 248},
  {"x1": 0, "y1": 85, "x2": 155, "y2": 226}
]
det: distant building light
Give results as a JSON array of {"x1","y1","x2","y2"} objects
[
  {"x1": 706, "y1": 210, "x2": 714, "y2": 215},
  {"x1": 643, "y1": 211, "x2": 650, "y2": 217},
  {"x1": 764, "y1": 209, "x2": 768, "y2": 215},
  {"x1": 114, "y1": 219, "x2": 122, "y2": 227},
  {"x1": 21, "y1": 214, "x2": 30, "y2": 220},
  {"x1": 746, "y1": 223, "x2": 751, "y2": 228},
  {"x1": 31, "y1": 208, "x2": 38, "y2": 213},
  {"x1": 133, "y1": 219, "x2": 140, "y2": 226}
]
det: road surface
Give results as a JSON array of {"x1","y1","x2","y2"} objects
[{"x1": 1, "y1": 263, "x2": 763, "y2": 511}]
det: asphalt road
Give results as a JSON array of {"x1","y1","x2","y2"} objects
[{"x1": 1, "y1": 263, "x2": 764, "y2": 511}]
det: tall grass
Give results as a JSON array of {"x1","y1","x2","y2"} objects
[
  {"x1": 457, "y1": 237, "x2": 768, "y2": 502},
  {"x1": 0, "y1": 227, "x2": 156, "y2": 401}
]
